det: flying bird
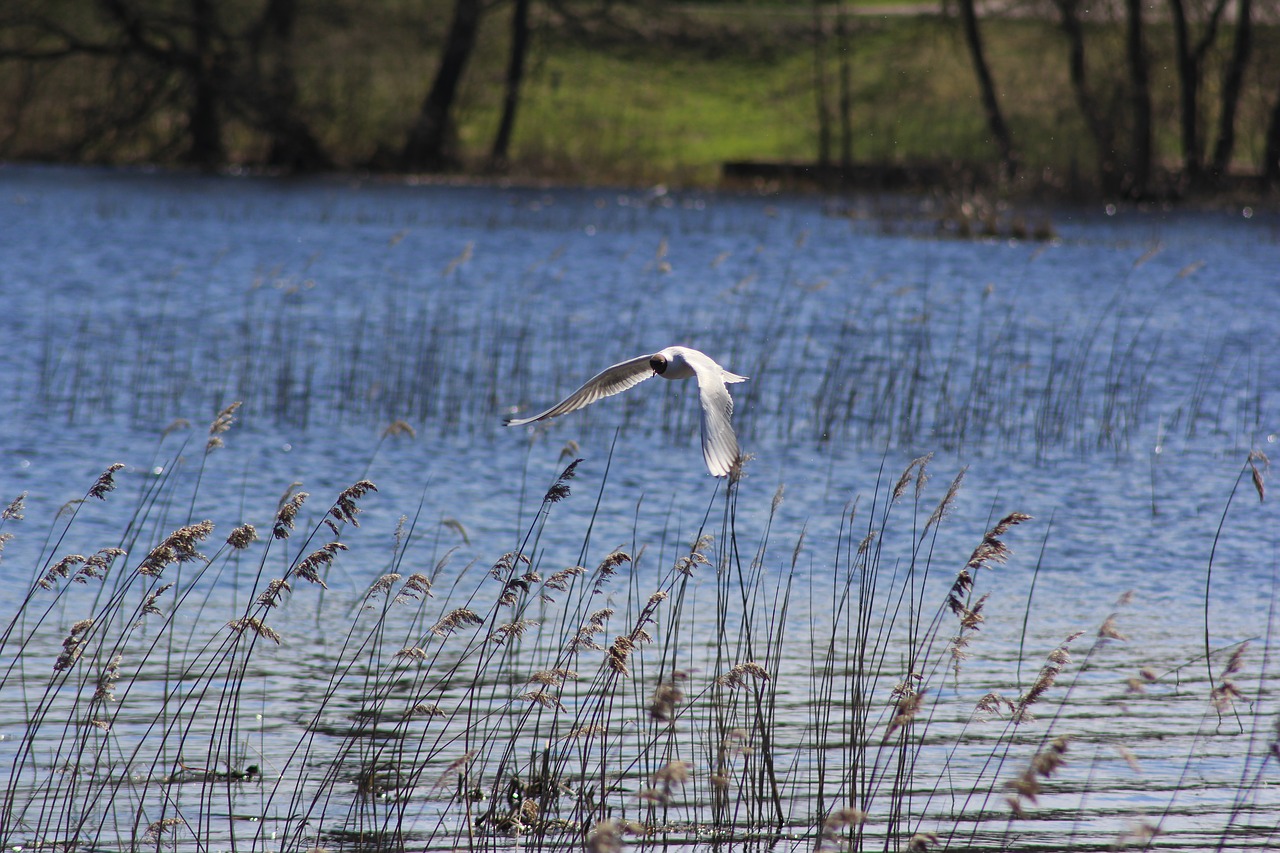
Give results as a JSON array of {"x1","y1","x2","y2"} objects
[{"x1": 505, "y1": 346, "x2": 747, "y2": 477}]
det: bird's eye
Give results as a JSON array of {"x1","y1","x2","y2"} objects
[{"x1": 650, "y1": 354, "x2": 667, "y2": 374}]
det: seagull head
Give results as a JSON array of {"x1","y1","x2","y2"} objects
[{"x1": 649, "y1": 352, "x2": 668, "y2": 375}]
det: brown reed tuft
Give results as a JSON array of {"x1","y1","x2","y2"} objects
[
  {"x1": 586, "y1": 818, "x2": 645, "y2": 853},
  {"x1": 640, "y1": 759, "x2": 691, "y2": 804},
  {"x1": 326, "y1": 480, "x2": 377, "y2": 533},
  {"x1": 290, "y1": 542, "x2": 347, "y2": 587},
  {"x1": 394, "y1": 573, "x2": 433, "y2": 603},
  {"x1": 54, "y1": 618, "x2": 94, "y2": 671},
  {"x1": 88, "y1": 462, "x2": 126, "y2": 500},
  {"x1": 430, "y1": 607, "x2": 484, "y2": 638},
  {"x1": 491, "y1": 619, "x2": 539, "y2": 644},
  {"x1": 382, "y1": 419, "x2": 416, "y2": 439},
  {"x1": 227, "y1": 524, "x2": 258, "y2": 549},
  {"x1": 273, "y1": 489, "x2": 308, "y2": 539},
  {"x1": 569, "y1": 608, "x2": 613, "y2": 651},
  {"x1": 544, "y1": 458, "x2": 581, "y2": 504},
  {"x1": 908, "y1": 831, "x2": 940, "y2": 851},
  {"x1": 519, "y1": 689, "x2": 567, "y2": 712},
  {"x1": 139, "y1": 520, "x2": 214, "y2": 576},
  {"x1": 430, "y1": 750, "x2": 476, "y2": 791},
  {"x1": 1014, "y1": 632, "x2": 1084, "y2": 723},
  {"x1": 716, "y1": 660, "x2": 771, "y2": 687},
  {"x1": 649, "y1": 681, "x2": 685, "y2": 721},
  {"x1": 894, "y1": 453, "x2": 933, "y2": 501},
  {"x1": 205, "y1": 402, "x2": 242, "y2": 451},
  {"x1": 3, "y1": 491, "x2": 26, "y2": 520},
  {"x1": 40, "y1": 554, "x2": 84, "y2": 589},
  {"x1": 606, "y1": 636, "x2": 636, "y2": 675},
  {"x1": 257, "y1": 578, "x2": 291, "y2": 608},
  {"x1": 926, "y1": 467, "x2": 967, "y2": 528},
  {"x1": 396, "y1": 646, "x2": 428, "y2": 661},
  {"x1": 883, "y1": 687, "x2": 926, "y2": 744},
  {"x1": 407, "y1": 702, "x2": 445, "y2": 718},
  {"x1": 140, "y1": 582, "x2": 173, "y2": 617},
  {"x1": 818, "y1": 806, "x2": 868, "y2": 851},
  {"x1": 675, "y1": 534, "x2": 712, "y2": 575},
  {"x1": 1249, "y1": 449, "x2": 1268, "y2": 502},
  {"x1": 93, "y1": 653, "x2": 123, "y2": 702},
  {"x1": 528, "y1": 668, "x2": 578, "y2": 686},
  {"x1": 227, "y1": 616, "x2": 282, "y2": 644},
  {"x1": 1007, "y1": 735, "x2": 1070, "y2": 811},
  {"x1": 1211, "y1": 642, "x2": 1250, "y2": 712}
]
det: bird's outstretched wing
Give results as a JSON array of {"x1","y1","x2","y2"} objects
[
  {"x1": 504, "y1": 353, "x2": 656, "y2": 425},
  {"x1": 684, "y1": 351, "x2": 742, "y2": 478}
]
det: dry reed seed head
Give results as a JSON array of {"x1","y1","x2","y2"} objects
[
  {"x1": 975, "y1": 691, "x2": 1015, "y2": 719},
  {"x1": 2, "y1": 491, "x2": 26, "y2": 520},
  {"x1": 926, "y1": 467, "x2": 967, "y2": 529},
  {"x1": 1115, "y1": 745, "x2": 1142, "y2": 773},
  {"x1": 227, "y1": 616, "x2": 282, "y2": 644},
  {"x1": 883, "y1": 689, "x2": 927, "y2": 744},
  {"x1": 257, "y1": 577, "x2": 291, "y2": 608},
  {"x1": 822, "y1": 806, "x2": 868, "y2": 833},
  {"x1": 88, "y1": 462, "x2": 126, "y2": 500},
  {"x1": 394, "y1": 573, "x2": 433, "y2": 603},
  {"x1": 491, "y1": 618, "x2": 539, "y2": 644},
  {"x1": 988, "y1": 511, "x2": 1033, "y2": 537},
  {"x1": 717, "y1": 660, "x2": 771, "y2": 687},
  {"x1": 368, "y1": 572, "x2": 401, "y2": 598},
  {"x1": 290, "y1": 541, "x2": 347, "y2": 587},
  {"x1": 208, "y1": 401, "x2": 241, "y2": 435},
  {"x1": 54, "y1": 618, "x2": 94, "y2": 671},
  {"x1": 544, "y1": 458, "x2": 581, "y2": 504},
  {"x1": 558, "y1": 439, "x2": 580, "y2": 461},
  {"x1": 528, "y1": 668, "x2": 578, "y2": 686},
  {"x1": 382, "y1": 419, "x2": 416, "y2": 439},
  {"x1": 561, "y1": 723, "x2": 608, "y2": 740},
  {"x1": 0, "y1": 532, "x2": 12, "y2": 560},
  {"x1": 520, "y1": 689, "x2": 567, "y2": 712},
  {"x1": 273, "y1": 490, "x2": 309, "y2": 539},
  {"x1": 594, "y1": 549, "x2": 632, "y2": 585},
  {"x1": 227, "y1": 524, "x2": 258, "y2": 549},
  {"x1": 1250, "y1": 452, "x2": 1267, "y2": 502},
  {"x1": 396, "y1": 646, "x2": 428, "y2": 661},
  {"x1": 544, "y1": 564, "x2": 586, "y2": 592},
  {"x1": 649, "y1": 682, "x2": 685, "y2": 721},
  {"x1": 586, "y1": 818, "x2": 641, "y2": 853},
  {"x1": 94, "y1": 653, "x2": 123, "y2": 702},
  {"x1": 429, "y1": 607, "x2": 484, "y2": 638},
  {"x1": 771, "y1": 483, "x2": 785, "y2": 513},
  {"x1": 162, "y1": 418, "x2": 191, "y2": 437},
  {"x1": 407, "y1": 702, "x2": 445, "y2": 718},
  {"x1": 442, "y1": 517, "x2": 469, "y2": 544},
  {"x1": 907, "y1": 831, "x2": 940, "y2": 852},
  {"x1": 328, "y1": 479, "x2": 377, "y2": 530},
  {"x1": 1098, "y1": 615, "x2": 1128, "y2": 641},
  {"x1": 139, "y1": 520, "x2": 215, "y2": 576},
  {"x1": 141, "y1": 582, "x2": 174, "y2": 617},
  {"x1": 40, "y1": 554, "x2": 85, "y2": 589},
  {"x1": 607, "y1": 636, "x2": 636, "y2": 675}
]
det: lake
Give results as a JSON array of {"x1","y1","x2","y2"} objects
[{"x1": 0, "y1": 164, "x2": 1277, "y2": 851}]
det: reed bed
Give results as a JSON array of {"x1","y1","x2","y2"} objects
[{"x1": 0, "y1": 406, "x2": 1274, "y2": 852}]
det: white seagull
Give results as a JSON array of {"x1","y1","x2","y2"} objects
[{"x1": 505, "y1": 346, "x2": 748, "y2": 477}]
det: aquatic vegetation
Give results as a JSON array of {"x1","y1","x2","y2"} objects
[{"x1": 0, "y1": 407, "x2": 1273, "y2": 852}]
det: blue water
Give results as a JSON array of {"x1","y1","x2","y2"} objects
[{"x1": 0, "y1": 164, "x2": 1278, "y2": 851}]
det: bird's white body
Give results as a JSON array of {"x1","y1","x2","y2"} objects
[{"x1": 505, "y1": 346, "x2": 747, "y2": 477}]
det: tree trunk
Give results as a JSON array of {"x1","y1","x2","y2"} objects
[
  {"x1": 250, "y1": 0, "x2": 330, "y2": 171},
  {"x1": 957, "y1": 0, "x2": 1016, "y2": 179},
  {"x1": 836, "y1": 1, "x2": 852, "y2": 169},
  {"x1": 186, "y1": 0, "x2": 224, "y2": 169},
  {"x1": 1054, "y1": 0, "x2": 1119, "y2": 193},
  {"x1": 489, "y1": 0, "x2": 531, "y2": 171},
  {"x1": 1168, "y1": 0, "x2": 1200, "y2": 180},
  {"x1": 812, "y1": 1, "x2": 832, "y2": 169},
  {"x1": 402, "y1": 0, "x2": 483, "y2": 172},
  {"x1": 1123, "y1": 0, "x2": 1152, "y2": 197},
  {"x1": 1210, "y1": 0, "x2": 1252, "y2": 180},
  {"x1": 1266, "y1": 91, "x2": 1280, "y2": 188}
]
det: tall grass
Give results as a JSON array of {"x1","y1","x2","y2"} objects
[{"x1": 0, "y1": 407, "x2": 1273, "y2": 852}]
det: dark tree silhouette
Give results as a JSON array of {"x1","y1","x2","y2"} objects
[
  {"x1": 956, "y1": 0, "x2": 1016, "y2": 179},
  {"x1": 1123, "y1": 0, "x2": 1152, "y2": 197},
  {"x1": 1210, "y1": 0, "x2": 1252, "y2": 181},
  {"x1": 402, "y1": 0, "x2": 483, "y2": 172},
  {"x1": 489, "y1": 0, "x2": 531, "y2": 171}
]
